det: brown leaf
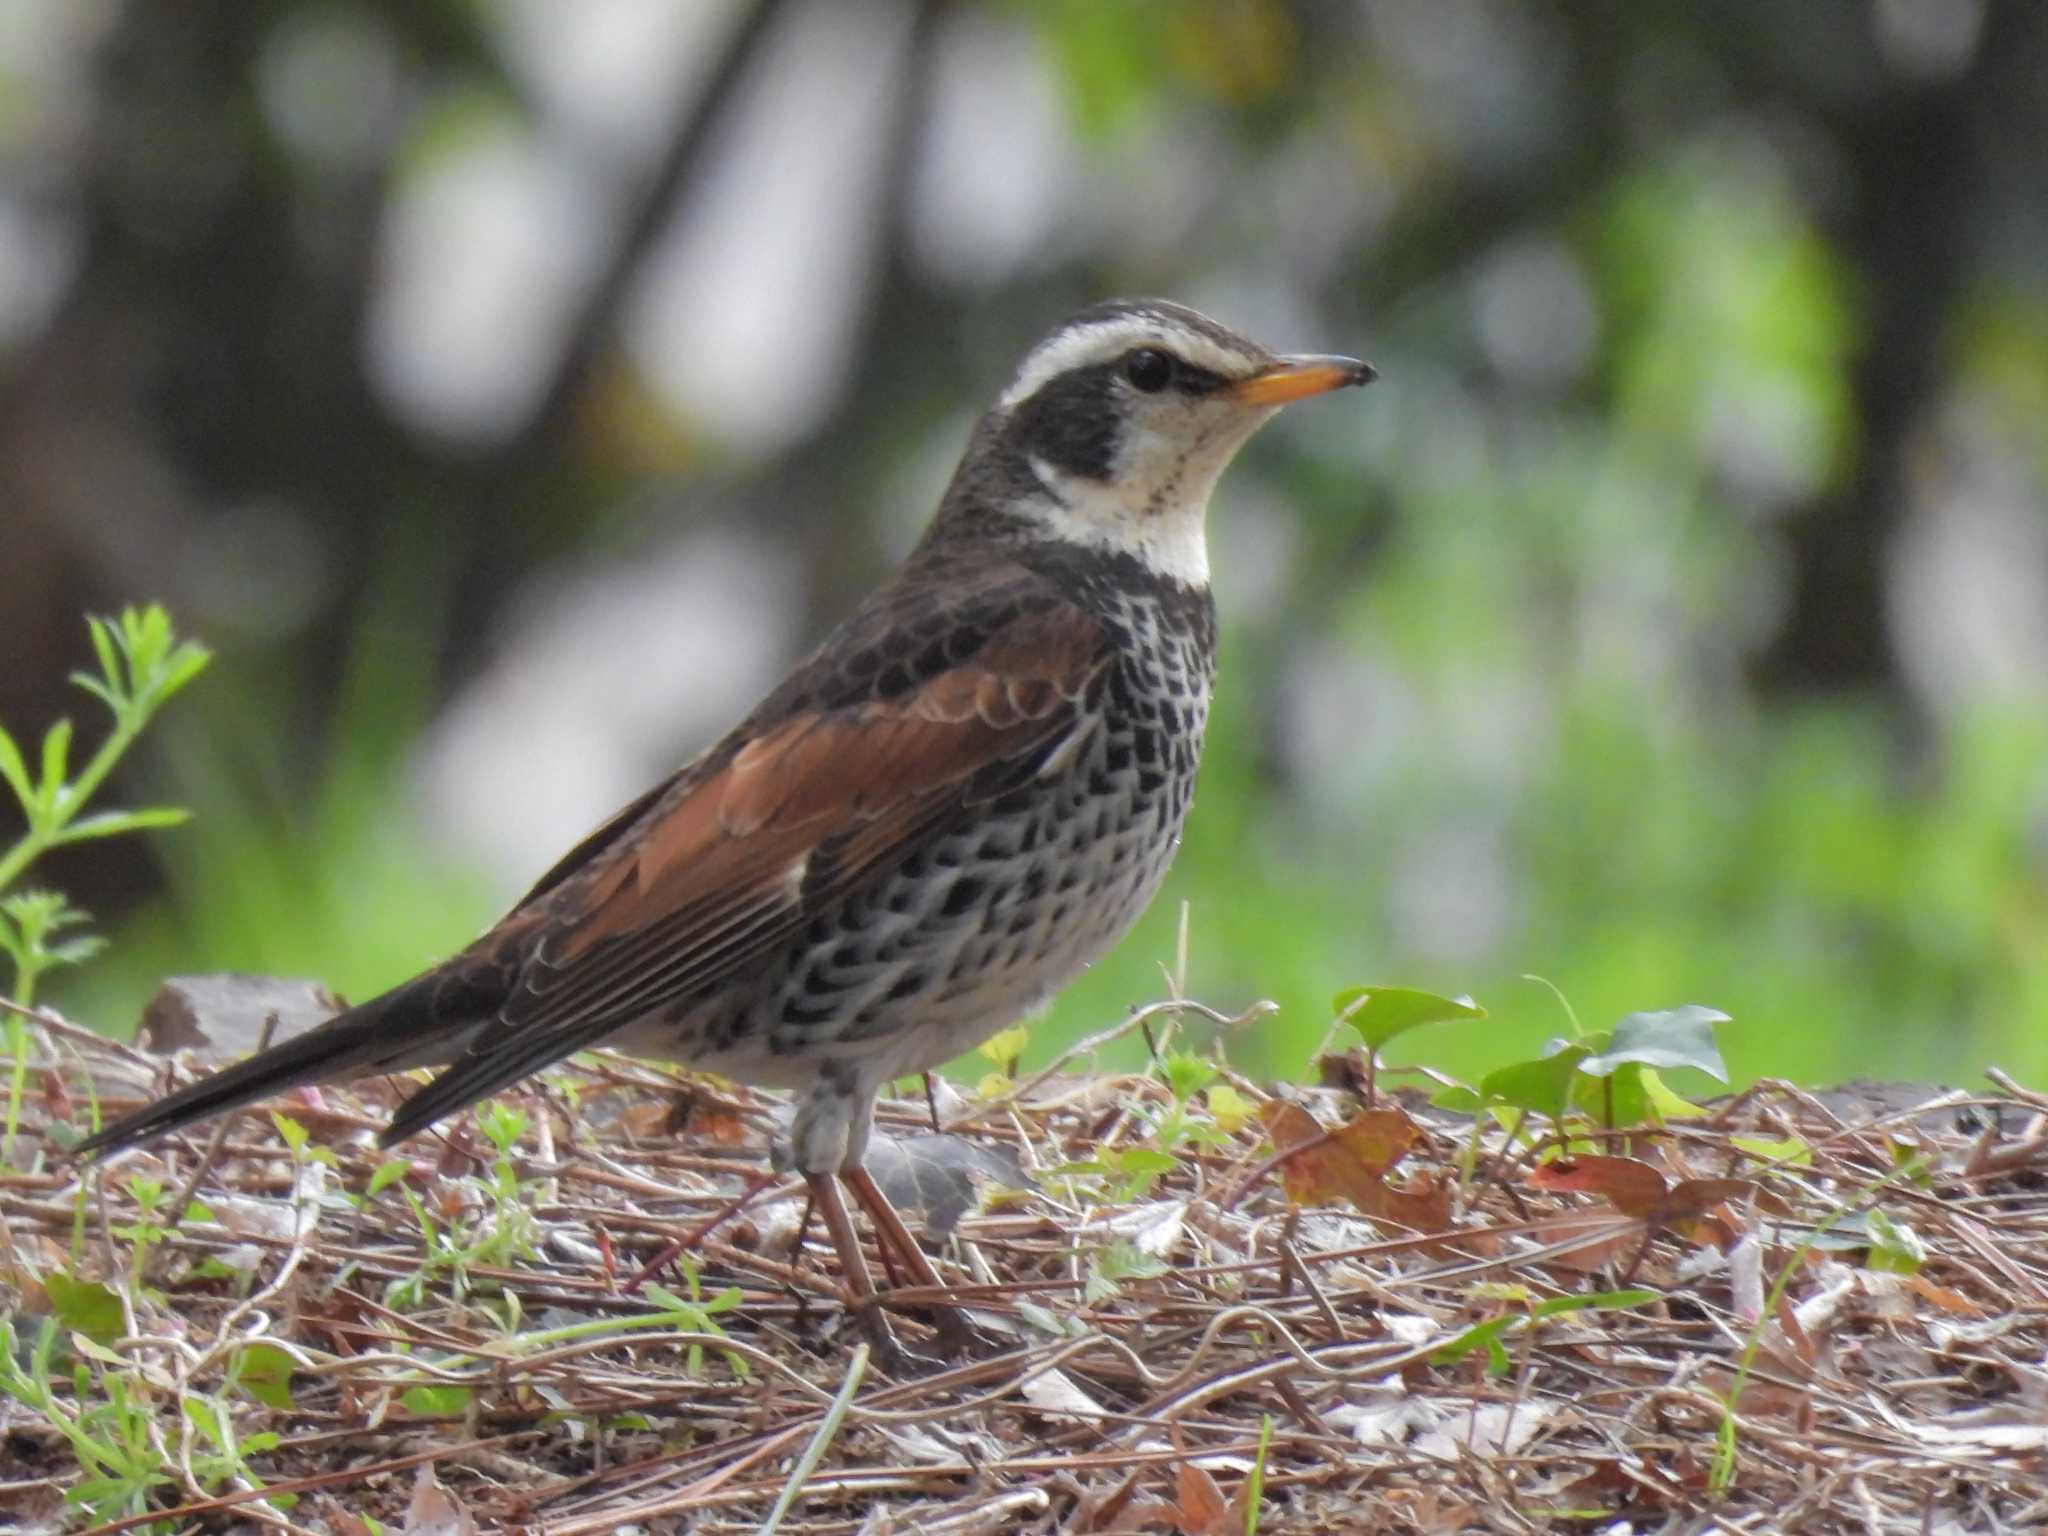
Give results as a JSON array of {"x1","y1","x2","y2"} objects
[
  {"x1": 1367, "y1": 1170, "x2": 1455, "y2": 1233},
  {"x1": 677, "y1": 1095, "x2": 751, "y2": 1147},
  {"x1": 1172, "y1": 1458, "x2": 1235, "y2": 1536},
  {"x1": 1528, "y1": 1155, "x2": 1669, "y2": 1216},
  {"x1": 402, "y1": 1465, "x2": 476, "y2": 1536},
  {"x1": 1261, "y1": 1100, "x2": 1423, "y2": 1202},
  {"x1": 1905, "y1": 1273, "x2": 1984, "y2": 1316},
  {"x1": 1258, "y1": 1100, "x2": 1453, "y2": 1237},
  {"x1": 1535, "y1": 1161, "x2": 1752, "y2": 1254},
  {"x1": 1068, "y1": 1470, "x2": 1145, "y2": 1533}
]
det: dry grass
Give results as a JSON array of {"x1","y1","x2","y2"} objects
[{"x1": 5, "y1": 997, "x2": 2048, "y2": 1535}]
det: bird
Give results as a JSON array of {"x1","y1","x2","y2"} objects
[{"x1": 78, "y1": 298, "x2": 1373, "y2": 1363}]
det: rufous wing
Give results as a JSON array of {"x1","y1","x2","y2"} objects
[{"x1": 380, "y1": 602, "x2": 1110, "y2": 1141}]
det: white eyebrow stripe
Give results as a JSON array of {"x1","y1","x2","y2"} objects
[{"x1": 997, "y1": 315, "x2": 1256, "y2": 411}]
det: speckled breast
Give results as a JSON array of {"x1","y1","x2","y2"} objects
[{"x1": 680, "y1": 565, "x2": 1218, "y2": 1089}]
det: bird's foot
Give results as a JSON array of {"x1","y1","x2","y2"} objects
[
  {"x1": 854, "y1": 1300, "x2": 946, "y2": 1377},
  {"x1": 930, "y1": 1304, "x2": 987, "y2": 1360}
]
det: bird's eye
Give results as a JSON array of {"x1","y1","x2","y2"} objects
[{"x1": 1123, "y1": 348, "x2": 1174, "y2": 393}]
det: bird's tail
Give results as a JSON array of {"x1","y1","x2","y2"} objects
[{"x1": 74, "y1": 974, "x2": 482, "y2": 1158}]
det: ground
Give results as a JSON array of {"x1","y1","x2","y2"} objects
[{"x1": 4, "y1": 997, "x2": 2047, "y2": 1534}]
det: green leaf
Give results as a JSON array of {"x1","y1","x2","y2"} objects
[
  {"x1": 37, "y1": 719, "x2": 72, "y2": 811},
  {"x1": 1433, "y1": 1086, "x2": 1489, "y2": 1117},
  {"x1": 1635, "y1": 1065, "x2": 1706, "y2": 1121},
  {"x1": 86, "y1": 615, "x2": 120, "y2": 698},
  {"x1": 1432, "y1": 1288, "x2": 1659, "y2": 1375},
  {"x1": 642, "y1": 1283, "x2": 696, "y2": 1315},
  {"x1": 700, "y1": 1285, "x2": 744, "y2": 1316},
  {"x1": 232, "y1": 1342, "x2": 298, "y2": 1410},
  {"x1": 51, "y1": 807, "x2": 192, "y2": 844},
  {"x1": 1161, "y1": 1049, "x2": 1218, "y2": 1102},
  {"x1": 46, "y1": 935, "x2": 109, "y2": 967},
  {"x1": 1331, "y1": 987, "x2": 1486, "y2": 1053},
  {"x1": 45, "y1": 1273, "x2": 125, "y2": 1344},
  {"x1": 183, "y1": 1396, "x2": 227, "y2": 1448},
  {"x1": 155, "y1": 640, "x2": 212, "y2": 701},
  {"x1": 401, "y1": 1384, "x2": 472, "y2": 1417},
  {"x1": 66, "y1": 673, "x2": 119, "y2": 714},
  {"x1": 1480, "y1": 1040, "x2": 1591, "y2": 1123},
  {"x1": 1578, "y1": 1006, "x2": 1730, "y2": 1082},
  {"x1": 0, "y1": 726, "x2": 32, "y2": 814},
  {"x1": 1731, "y1": 1135, "x2": 1812, "y2": 1167},
  {"x1": 1863, "y1": 1208, "x2": 1925, "y2": 1275},
  {"x1": 269, "y1": 1112, "x2": 309, "y2": 1154},
  {"x1": 1108, "y1": 1147, "x2": 1178, "y2": 1176},
  {"x1": 977, "y1": 1023, "x2": 1030, "y2": 1073},
  {"x1": 365, "y1": 1158, "x2": 413, "y2": 1198}
]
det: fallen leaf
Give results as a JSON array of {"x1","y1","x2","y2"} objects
[
  {"x1": 1905, "y1": 1273, "x2": 1983, "y2": 1316},
  {"x1": 1530, "y1": 1158, "x2": 1751, "y2": 1252},
  {"x1": 1528, "y1": 1155, "x2": 1668, "y2": 1216},
  {"x1": 402, "y1": 1465, "x2": 476, "y2": 1536},
  {"x1": 1261, "y1": 1100, "x2": 1450, "y2": 1234},
  {"x1": 864, "y1": 1132, "x2": 1030, "y2": 1237},
  {"x1": 1020, "y1": 1367, "x2": 1109, "y2": 1422},
  {"x1": 1168, "y1": 1424, "x2": 1251, "y2": 1536},
  {"x1": 1172, "y1": 1457, "x2": 1234, "y2": 1535}
]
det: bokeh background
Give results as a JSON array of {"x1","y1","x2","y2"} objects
[{"x1": 4, "y1": 0, "x2": 2046, "y2": 1090}]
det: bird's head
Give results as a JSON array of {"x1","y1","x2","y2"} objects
[{"x1": 949, "y1": 298, "x2": 1374, "y2": 586}]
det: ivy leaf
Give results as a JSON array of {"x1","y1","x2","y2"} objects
[
  {"x1": 1578, "y1": 1006, "x2": 1730, "y2": 1082},
  {"x1": 1331, "y1": 987, "x2": 1486, "y2": 1053},
  {"x1": 45, "y1": 1273, "x2": 124, "y2": 1344},
  {"x1": 1481, "y1": 1040, "x2": 1591, "y2": 1123},
  {"x1": 233, "y1": 1342, "x2": 298, "y2": 1410}
]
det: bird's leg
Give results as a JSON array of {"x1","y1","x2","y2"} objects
[
  {"x1": 842, "y1": 1165, "x2": 947, "y2": 1292},
  {"x1": 843, "y1": 1165, "x2": 978, "y2": 1357},
  {"x1": 804, "y1": 1170, "x2": 925, "y2": 1372}
]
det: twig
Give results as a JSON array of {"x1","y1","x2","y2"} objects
[{"x1": 757, "y1": 1343, "x2": 870, "y2": 1536}]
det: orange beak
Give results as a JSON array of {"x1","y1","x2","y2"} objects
[{"x1": 1228, "y1": 353, "x2": 1377, "y2": 407}]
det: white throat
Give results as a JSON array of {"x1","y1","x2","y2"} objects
[{"x1": 1026, "y1": 454, "x2": 1213, "y2": 586}]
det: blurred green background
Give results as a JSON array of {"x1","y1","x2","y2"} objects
[{"x1": 3, "y1": 0, "x2": 2046, "y2": 1091}]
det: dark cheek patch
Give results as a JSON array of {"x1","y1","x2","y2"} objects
[{"x1": 1009, "y1": 365, "x2": 1121, "y2": 481}]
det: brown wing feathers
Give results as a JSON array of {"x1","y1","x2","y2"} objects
[{"x1": 380, "y1": 599, "x2": 1109, "y2": 1144}]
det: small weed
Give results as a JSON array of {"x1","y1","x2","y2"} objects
[
  {"x1": 0, "y1": 1315, "x2": 284, "y2": 1529},
  {"x1": 381, "y1": 1107, "x2": 543, "y2": 1310},
  {"x1": 0, "y1": 606, "x2": 207, "y2": 1159}
]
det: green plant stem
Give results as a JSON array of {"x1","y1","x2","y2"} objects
[{"x1": 0, "y1": 716, "x2": 146, "y2": 898}]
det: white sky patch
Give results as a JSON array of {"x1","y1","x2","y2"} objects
[
  {"x1": 627, "y1": 1, "x2": 909, "y2": 454},
  {"x1": 498, "y1": 0, "x2": 741, "y2": 161},
  {"x1": 367, "y1": 117, "x2": 612, "y2": 442}
]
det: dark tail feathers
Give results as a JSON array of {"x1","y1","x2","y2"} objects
[{"x1": 75, "y1": 977, "x2": 470, "y2": 1157}]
